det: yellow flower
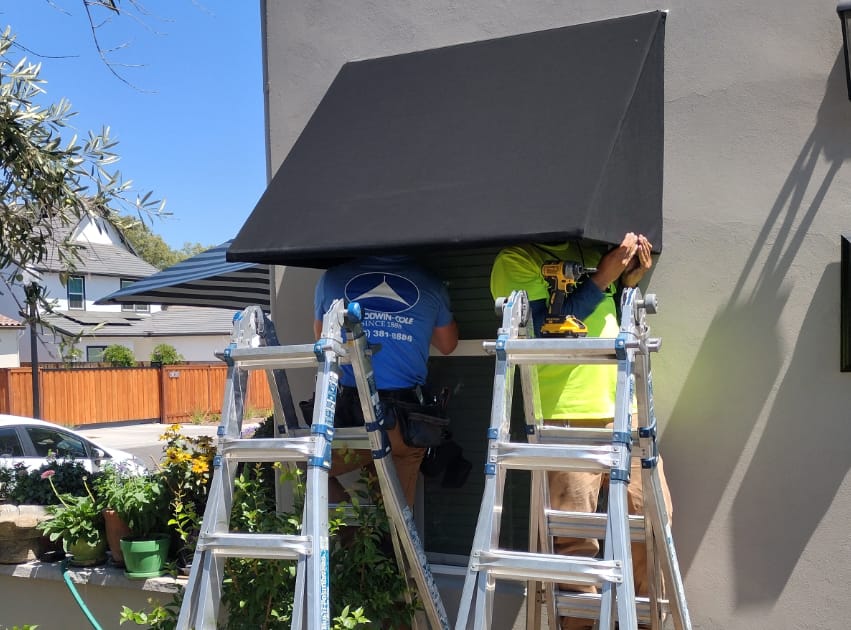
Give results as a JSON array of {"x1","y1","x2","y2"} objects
[{"x1": 191, "y1": 458, "x2": 209, "y2": 475}]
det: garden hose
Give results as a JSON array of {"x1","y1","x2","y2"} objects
[{"x1": 61, "y1": 557, "x2": 104, "y2": 630}]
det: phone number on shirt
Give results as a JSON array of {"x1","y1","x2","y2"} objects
[{"x1": 365, "y1": 329, "x2": 414, "y2": 343}]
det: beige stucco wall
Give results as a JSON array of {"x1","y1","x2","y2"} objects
[
  {"x1": 0, "y1": 565, "x2": 174, "y2": 630},
  {"x1": 262, "y1": 2, "x2": 851, "y2": 628}
]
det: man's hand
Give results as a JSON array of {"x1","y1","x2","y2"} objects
[
  {"x1": 590, "y1": 232, "x2": 639, "y2": 291},
  {"x1": 621, "y1": 235, "x2": 653, "y2": 288}
]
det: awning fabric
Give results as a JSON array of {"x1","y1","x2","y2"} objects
[
  {"x1": 229, "y1": 11, "x2": 666, "y2": 269},
  {"x1": 97, "y1": 241, "x2": 270, "y2": 311}
]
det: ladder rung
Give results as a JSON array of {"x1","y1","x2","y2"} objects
[
  {"x1": 546, "y1": 510, "x2": 645, "y2": 542},
  {"x1": 227, "y1": 344, "x2": 324, "y2": 370},
  {"x1": 482, "y1": 338, "x2": 620, "y2": 364},
  {"x1": 273, "y1": 427, "x2": 374, "y2": 451},
  {"x1": 218, "y1": 432, "x2": 376, "y2": 465},
  {"x1": 196, "y1": 532, "x2": 312, "y2": 560},
  {"x1": 471, "y1": 549, "x2": 623, "y2": 585},
  {"x1": 496, "y1": 442, "x2": 616, "y2": 472},
  {"x1": 330, "y1": 427, "x2": 373, "y2": 450},
  {"x1": 554, "y1": 590, "x2": 669, "y2": 624},
  {"x1": 536, "y1": 425, "x2": 639, "y2": 445},
  {"x1": 219, "y1": 437, "x2": 314, "y2": 462}
]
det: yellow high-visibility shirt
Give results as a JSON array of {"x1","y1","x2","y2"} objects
[{"x1": 490, "y1": 242, "x2": 619, "y2": 420}]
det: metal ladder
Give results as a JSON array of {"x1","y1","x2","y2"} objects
[
  {"x1": 454, "y1": 288, "x2": 691, "y2": 630},
  {"x1": 177, "y1": 299, "x2": 450, "y2": 630}
]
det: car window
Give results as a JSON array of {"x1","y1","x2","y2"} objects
[
  {"x1": 24, "y1": 427, "x2": 89, "y2": 459},
  {"x1": 0, "y1": 427, "x2": 23, "y2": 457}
]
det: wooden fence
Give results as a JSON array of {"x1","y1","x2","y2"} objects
[{"x1": 0, "y1": 364, "x2": 273, "y2": 426}]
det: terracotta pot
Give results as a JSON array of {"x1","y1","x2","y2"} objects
[{"x1": 103, "y1": 509, "x2": 132, "y2": 567}]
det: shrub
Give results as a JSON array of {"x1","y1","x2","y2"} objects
[
  {"x1": 102, "y1": 344, "x2": 135, "y2": 367},
  {"x1": 150, "y1": 343, "x2": 183, "y2": 366},
  {"x1": 0, "y1": 461, "x2": 89, "y2": 505},
  {"x1": 122, "y1": 438, "x2": 414, "y2": 628}
]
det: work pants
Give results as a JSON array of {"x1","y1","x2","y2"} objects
[
  {"x1": 547, "y1": 418, "x2": 673, "y2": 630},
  {"x1": 330, "y1": 421, "x2": 424, "y2": 507}
]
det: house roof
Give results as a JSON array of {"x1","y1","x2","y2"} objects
[
  {"x1": 40, "y1": 307, "x2": 235, "y2": 338},
  {"x1": 133, "y1": 306, "x2": 238, "y2": 337},
  {"x1": 35, "y1": 242, "x2": 159, "y2": 278},
  {"x1": 28, "y1": 212, "x2": 157, "y2": 278},
  {"x1": 0, "y1": 314, "x2": 24, "y2": 328}
]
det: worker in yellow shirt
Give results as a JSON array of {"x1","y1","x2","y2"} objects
[{"x1": 490, "y1": 233, "x2": 672, "y2": 630}]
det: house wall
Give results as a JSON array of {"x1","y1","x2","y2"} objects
[
  {"x1": 74, "y1": 214, "x2": 125, "y2": 245},
  {"x1": 0, "y1": 329, "x2": 22, "y2": 368},
  {"x1": 40, "y1": 272, "x2": 162, "y2": 314},
  {"x1": 20, "y1": 333, "x2": 230, "y2": 365},
  {"x1": 133, "y1": 335, "x2": 231, "y2": 363},
  {"x1": 264, "y1": 2, "x2": 851, "y2": 629},
  {"x1": 0, "y1": 566, "x2": 174, "y2": 630}
]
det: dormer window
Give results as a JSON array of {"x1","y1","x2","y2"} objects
[{"x1": 67, "y1": 276, "x2": 85, "y2": 310}]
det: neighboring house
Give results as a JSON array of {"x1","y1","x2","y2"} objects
[
  {"x1": 0, "y1": 216, "x2": 234, "y2": 364},
  {"x1": 0, "y1": 315, "x2": 23, "y2": 368}
]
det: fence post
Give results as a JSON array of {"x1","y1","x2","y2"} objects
[
  {"x1": 0, "y1": 369, "x2": 10, "y2": 414},
  {"x1": 159, "y1": 364, "x2": 168, "y2": 424}
]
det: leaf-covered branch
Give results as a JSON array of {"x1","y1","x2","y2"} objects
[{"x1": 0, "y1": 25, "x2": 164, "y2": 321}]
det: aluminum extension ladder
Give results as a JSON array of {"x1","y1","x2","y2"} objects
[
  {"x1": 455, "y1": 288, "x2": 692, "y2": 630},
  {"x1": 177, "y1": 299, "x2": 450, "y2": 630}
]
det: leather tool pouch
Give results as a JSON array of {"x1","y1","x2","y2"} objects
[{"x1": 392, "y1": 400, "x2": 450, "y2": 448}]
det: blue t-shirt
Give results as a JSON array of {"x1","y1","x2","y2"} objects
[{"x1": 314, "y1": 256, "x2": 454, "y2": 389}]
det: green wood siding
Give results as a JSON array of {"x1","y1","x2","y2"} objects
[{"x1": 420, "y1": 248, "x2": 532, "y2": 556}]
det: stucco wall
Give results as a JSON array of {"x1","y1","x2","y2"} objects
[{"x1": 263, "y1": 2, "x2": 851, "y2": 628}]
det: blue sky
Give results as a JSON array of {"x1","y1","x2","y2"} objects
[{"x1": 3, "y1": 1, "x2": 266, "y2": 250}]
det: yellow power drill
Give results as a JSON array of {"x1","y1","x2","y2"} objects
[{"x1": 540, "y1": 261, "x2": 596, "y2": 337}]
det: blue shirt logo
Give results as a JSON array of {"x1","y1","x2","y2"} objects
[{"x1": 344, "y1": 273, "x2": 420, "y2": 314}]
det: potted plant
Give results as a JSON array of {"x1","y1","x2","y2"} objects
[
  {"x1": 37, "y1": 470, "x2": 106, "y2": 567},
  {"x1": 92, "y1": 462, "x2": 134, "y2": 567},
  {"x1": 110, "y1": 472, "x2": 171, "y2": 578}
]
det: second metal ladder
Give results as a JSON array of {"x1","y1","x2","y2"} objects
[{"x1": 455, "y1": 287, "x2": 692, "y2": 630}]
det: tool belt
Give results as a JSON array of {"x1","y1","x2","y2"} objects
[{"x1": 299, "y1": 385, "x2": 450, "y2": 449}]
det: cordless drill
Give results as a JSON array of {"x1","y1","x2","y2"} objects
[{"x1": 539, "y1": 261, "x2": 596, "y2": 337}]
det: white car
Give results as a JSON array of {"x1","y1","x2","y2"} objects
[{"x1": 0, "y1": 414, "x2": 147, "y2": 476}]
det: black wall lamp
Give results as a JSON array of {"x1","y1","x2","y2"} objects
[{"x1": 839, "y1": 1, "x2": 851, "y2": 100}]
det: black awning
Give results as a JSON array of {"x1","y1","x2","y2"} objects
[{"x1": 229, "y1": 11, "x2": 665, "y2": 268}]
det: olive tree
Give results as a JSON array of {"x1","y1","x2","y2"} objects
[{"x1": 0, "y1": 25, "x2": 163, "y2": 310}]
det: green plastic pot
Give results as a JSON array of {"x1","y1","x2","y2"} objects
[
  {"x1": 64, "y1": 536, "x2": 107, "y2": 567},
  {"x1": 120, "y1": 534, "x2": 170, "y2": 579}
]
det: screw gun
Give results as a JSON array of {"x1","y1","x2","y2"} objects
[{"x1": 539, "y1": 261, "x2": 596, "y2": 337}]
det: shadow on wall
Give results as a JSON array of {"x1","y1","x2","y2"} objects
[
  {"x1": 731, "y1": 263, "x2": 851, "y2": 607},
  {"x1": 662, "y1": 53, "x2": 851, "y2": 602}
]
